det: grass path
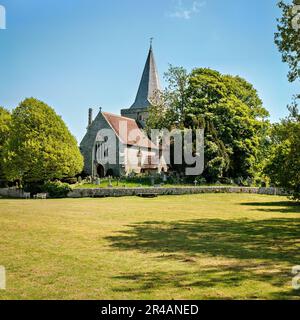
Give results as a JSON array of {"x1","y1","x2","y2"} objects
[{"x1": 0, "y1": 194, "x2": 299, "y2": 300}]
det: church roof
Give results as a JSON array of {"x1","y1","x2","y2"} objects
[
  {"x1": 130, "y1": 45, "x2": 161, "y2": 109},
  {"x1": 102, "y1": 112, "x2": 158, "y2": 149}
]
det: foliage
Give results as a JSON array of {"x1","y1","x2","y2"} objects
[
  {"x1": 43, "y1": 181, "x2": 72, "y2": 198},
  {"x1": 194, "y1": 176, "x2": 207, "y2": 185},
  {"x1": 147, "y1": 66, "x2": 270, "y2": 182},
  {"x1": 147, "y1": 65, "x2": 190, "y2": 131},
  {"x1": 188, "y1": 69, "x2": 270, "y2": 182},
  {"x1": 275, "y1": 0, "x2": 300, "y2": 83},
  {"x1": 264, "y1": 110, "x2": 300, "y2": 201},
  {"x1": 269, "y1": 1, "x2": 300, "y2": 201},
  {"x1": 23, "y1": 182, "x2": 44, "y2": 195},
  {"x1": 24, "y1": 180, "x2": 72, "y2": 197},
  {"x1": 61, "y1": 177, "x2": 78, "y2": 185},
  {"x1": 2, "y1": 98, "x2": 83, "y2": 183},
  {"x1": 0, "y1": 107, "x2": 11, "y2": 185}
]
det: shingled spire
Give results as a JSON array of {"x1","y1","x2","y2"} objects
[{"x1": 130, "y1": 44, "x2": 161, "y2": 109}]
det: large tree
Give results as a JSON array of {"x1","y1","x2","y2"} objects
[
  {"x1": 275, "y1": 0, "x2": 300, "y2": 83},
  {"x1": 0, "y1": 106, "x2": 11, "y2": 184},
  {"x1": 264, "y1": 110, "x2": 300, "y2": 200},
  {"x1": 147, "y1": 66, "x2": 270, "y2": 182},
  {"x1": 188, "y1": 69, "x2": 269, "y2": 181},
  {"x1": 2, "y1": 98, "x2": 83, "y2": 183},
  {"x1": 147, "y1": 66, "x2": 192, "y2": 175},
  {"x1": 147, "y1": 65, "x2": 190, "y2": 131},
  {"x1": 267, "y1": 0, "x2": 300, "y2": 200}
]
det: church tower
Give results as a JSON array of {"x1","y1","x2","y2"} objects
[{"x1": 121, "y1": 43, "x2": 161, "y2": 128}]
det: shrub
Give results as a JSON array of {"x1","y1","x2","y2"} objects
[
  {"x1": 61, "y1": 177, "x2": 78, "y2": 185},
  {"x1": 43, "y1": 181, "x2": 72, "y2": 198},
  {"x1": 195, "y1": 177, "x2": 207, "y2": 185},
  {"x1": 219, "y1": 177, "x2": 235, "y2": 185},
  {"x1": 24, "y1": 182, "x2": 44, "y2": 195},
  {"x1": 291, "y1": 186, "x2": 300, "y2": 202}
]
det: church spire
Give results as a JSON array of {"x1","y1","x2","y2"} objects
[{"x1": 130, "y1": 42, "x2": 161, "y2": 109}]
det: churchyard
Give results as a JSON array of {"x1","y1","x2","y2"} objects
[{"x1": 0, "y1": 193, "x2": 299, "y2": 300}]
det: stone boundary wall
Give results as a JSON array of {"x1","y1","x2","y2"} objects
[
  {"x1": 0, "y1": 187, "x2": 25, "y2": 198},
  {"x1": 0, "y1": 186, "x2": 289, "y2": 199},
  {"x1": 67, "y1": 186, "x2": 289, "y2": 198}
]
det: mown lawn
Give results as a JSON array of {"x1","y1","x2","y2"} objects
[{"x1": 0, "y1": 194, "x2": 299, "y2": 300}]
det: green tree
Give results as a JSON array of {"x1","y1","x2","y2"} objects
[
  {"x1": 268, "y1": 0, "x2": 300, "y2": 200},
  {"x1": 147, "y1": 65, "x2": 190, "y2": 131},
  {"x1": 2, "y1": 98, "x2": 83, "y2": 184},
  {"x1": 275, "y1": 0, "x2": 300, "y2": 83},
  {"x1": 147, "y1": 66, "x2": 192, "y2": 175},
  {"x1": 148, "y1": 66, "x2": 270, "y2": 182},
  {"x1": 0, "y1": 107, "x2": 11, "y2": 184},
  {"x1": 264, "y1": 111, "x2": 300, "y2": 200},
  {"x1": 188, "y1": 68, "x2": 269, "y2": 182}
]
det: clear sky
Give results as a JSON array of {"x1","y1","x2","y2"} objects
[{"x1": 0, "y1": 0, "x2": 298, "y2": 142}]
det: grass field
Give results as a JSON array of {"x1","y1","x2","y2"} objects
[{"x1": 0, "y1": 194, "x2": 300, "y2": 300}]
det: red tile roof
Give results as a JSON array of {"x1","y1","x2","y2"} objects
[{"x1": 102, "y1": 112, "x2": 158, "y2": 149}]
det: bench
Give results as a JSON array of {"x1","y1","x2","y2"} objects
[
  {"x1": 33, "y1": 193, "x2": 47, "y2": 199},
  {"x1": 23, "y1": 192, "x2": 31, "y2": 199},
  {"x1": 136, "y1": 193, "x2": 158, "y2": 198}
]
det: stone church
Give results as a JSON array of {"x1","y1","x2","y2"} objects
[{"x1": 80, "y1": 45, "x2": 168, "y2": 177}]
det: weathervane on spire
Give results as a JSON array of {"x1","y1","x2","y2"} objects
[{"x1": 150, "y1": 37, "x2": 154, "y2": 48}]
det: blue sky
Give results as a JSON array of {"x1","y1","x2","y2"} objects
[{"x1": 0, "y1": 0, "x2": 298, "y2": 142}]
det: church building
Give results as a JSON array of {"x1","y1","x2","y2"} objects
[{"x1": 80, "y1": 45, "x2": 168, "y2": 177}]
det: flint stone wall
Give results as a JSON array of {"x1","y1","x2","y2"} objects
[
  {"x1": 67, "y1": 186, "x2": 289, "y2": 198},
  {"x1": 0, "y1": 186, "x2": 289, "y2": 199},
  {"x1": 0, "y1": 187, "x2": 25, "y2": 198}
]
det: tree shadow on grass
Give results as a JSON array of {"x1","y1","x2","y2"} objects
[
  {"x1": 107, "y1": 218, "x2": 300, "y2": 264},
  {"x1": 106, "y1": 217, "x2": 300, "y2": 299},
  {"x1": 111, "y1": 266, "x2": 299, "y2": 299},
  {"x1": 240, "y1": 201, "x2": 300, "y2": 214}
]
